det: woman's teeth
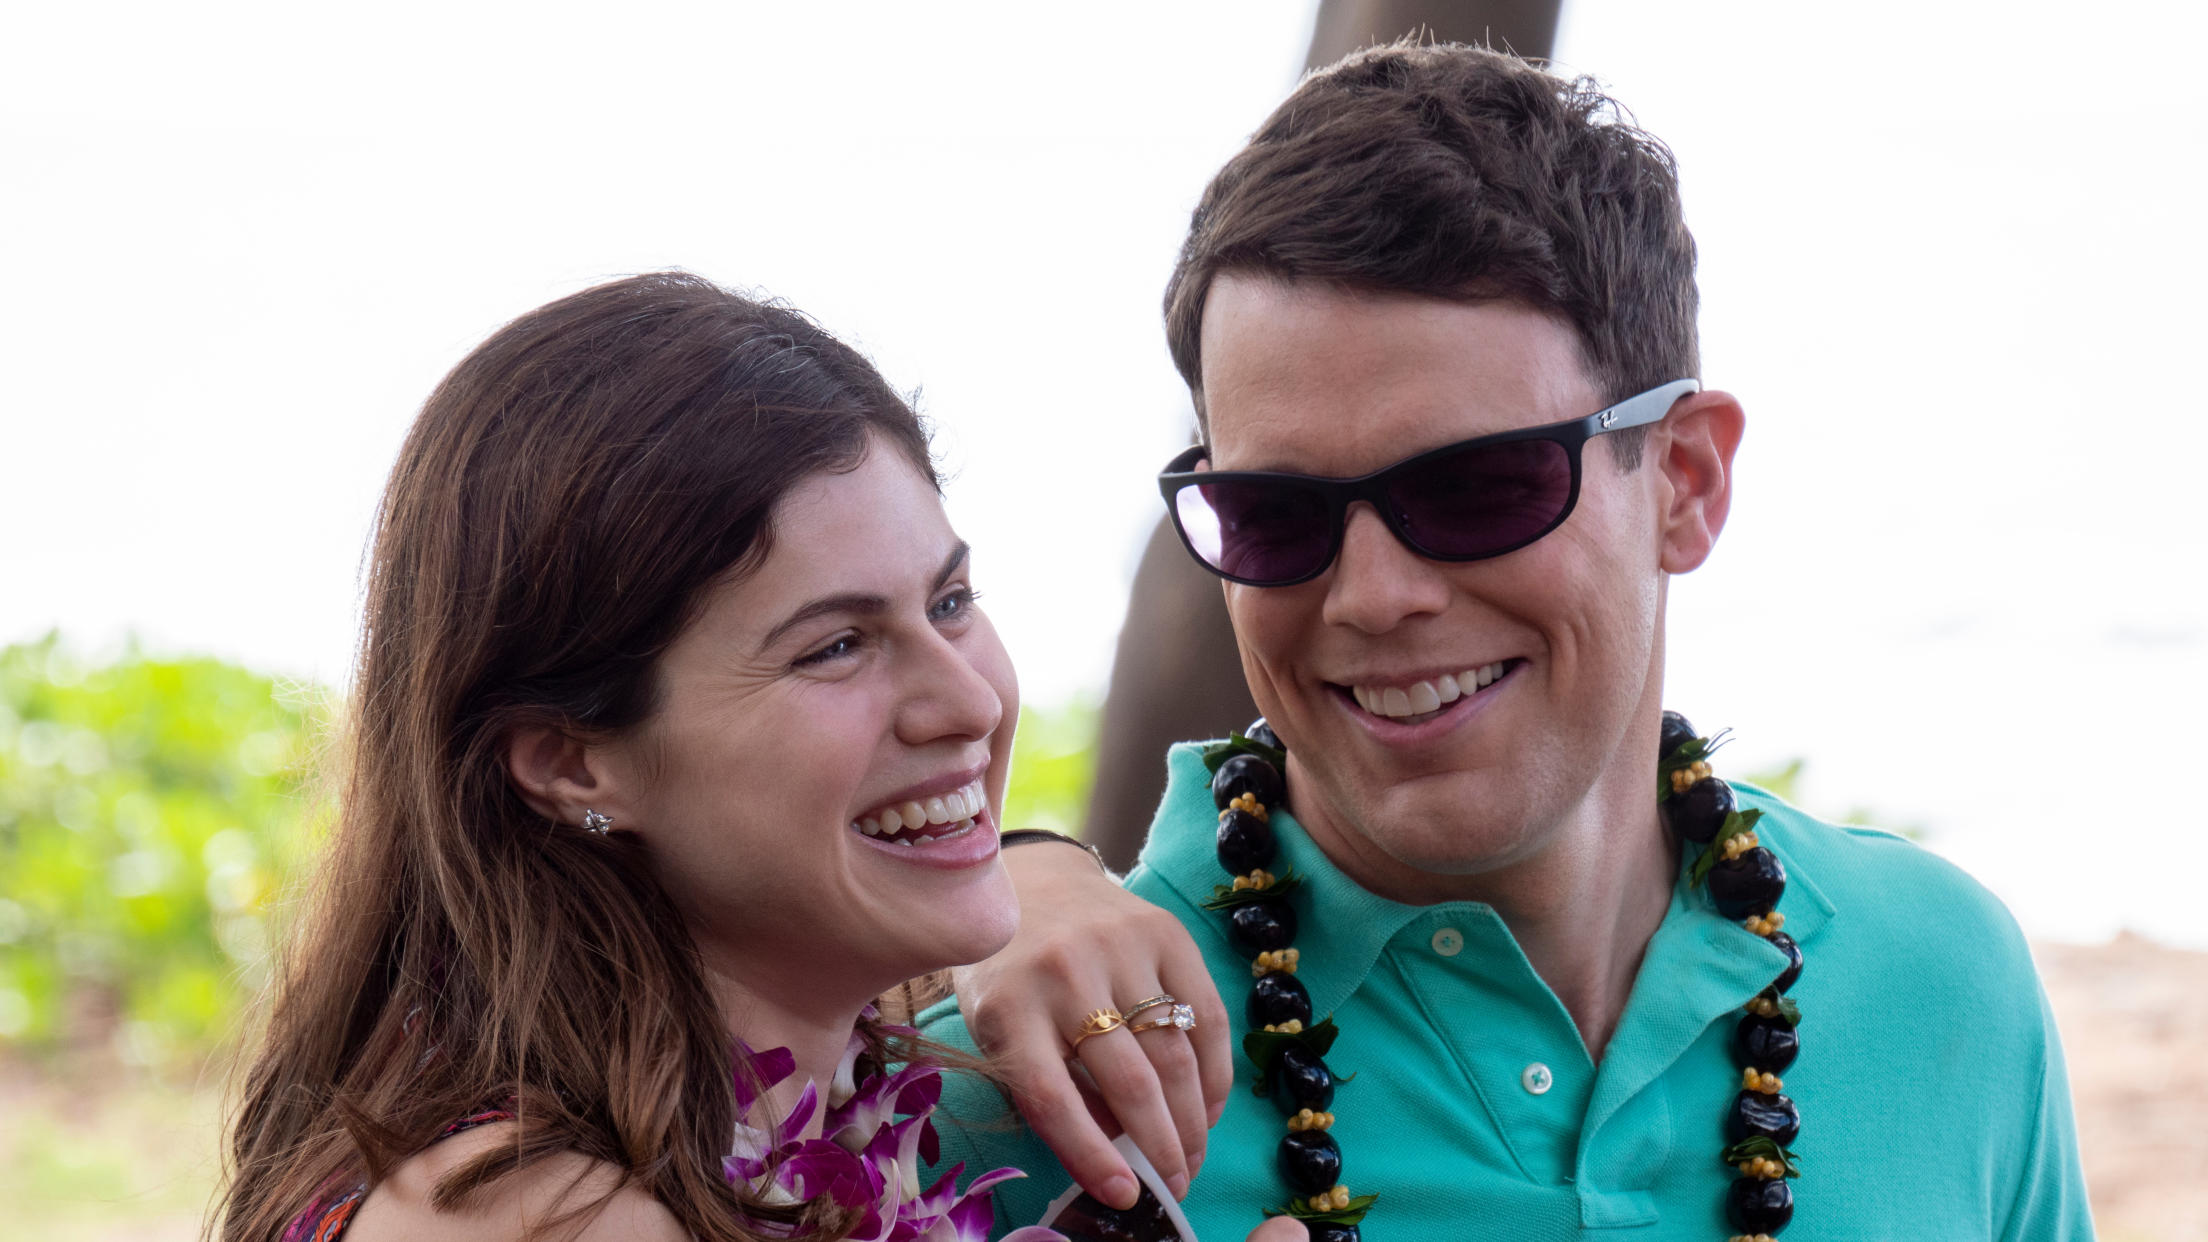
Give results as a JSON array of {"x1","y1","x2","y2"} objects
[
  {"x1": 1351, "y1": 663, "x2": 1510, "y2": 718},
  {"x1": 852, "y1": 780, "x2": 988, "y2": 845}
]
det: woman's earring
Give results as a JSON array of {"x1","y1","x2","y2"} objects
[{"x1": 581, "y1": 809, "x2": 614, "y2": 835}]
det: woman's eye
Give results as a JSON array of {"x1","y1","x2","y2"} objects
[
  {"x1": 930, "y1": 587, "x2": 979, "y2": 622},
  {"x1": 795, "y1": 634, "x2": 860, "y2": 666}
]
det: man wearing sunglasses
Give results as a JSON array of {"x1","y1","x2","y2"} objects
[{"x1": 928, "y1": 41, "x2": 2091, "y2": 1242}]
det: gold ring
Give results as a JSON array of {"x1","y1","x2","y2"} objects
[
  {"x1": 1068, "y1": 1008, "x2": 1126, "y2": 1052},
  {"x1": 1121, "y1": 994, "x2": 1176, "y2": 1020},
  {"x1": 1127, "y1": 1002, "x2": 1198, "y2": 1036}
]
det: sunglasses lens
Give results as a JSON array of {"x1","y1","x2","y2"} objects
[
  {"x1": 1176, "y1": 478, "x2": 1335, "y2": 584},
  {"x1": 1388, "y1": 438, "x2": 1574, "y2": 559}
]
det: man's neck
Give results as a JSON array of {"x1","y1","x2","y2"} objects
[
  {"x1": 1487, "y1": 797, "x2": 1678, "y2": 1062},
  {"x1": 1298, "y1": 749, "x2": 1678, "y2": 1064}
]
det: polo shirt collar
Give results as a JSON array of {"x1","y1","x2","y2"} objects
[
  {"x1": 1135, "y1": 746, "x2": 1838, "y2": 1083},
  {"x1": 1139, "y1": 743, "x2": 1431, "y2": 1017}
]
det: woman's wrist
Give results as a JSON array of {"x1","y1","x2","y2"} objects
[{"x1": 998, "y1": 828, "x2": 1113, "y2": 876}]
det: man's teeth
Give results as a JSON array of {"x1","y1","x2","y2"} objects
[
  {"x1": 1352, "y1": 663, "x2": 1510, "y2": 718},
  {"x1": 853, "y1": 780, "x2": 988, "y2": 840}
]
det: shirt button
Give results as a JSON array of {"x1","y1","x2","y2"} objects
[
  {"x1": 1522, "y1": 1063, "x2": 1554, "y2": 1095},
  {"x1": 1430, "y1": 927, "x2": 1464, "y2": 956}
]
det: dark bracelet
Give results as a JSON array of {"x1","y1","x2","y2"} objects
[{"x1": 998, "y1": 828, "x2": 1111, "y2": 875}]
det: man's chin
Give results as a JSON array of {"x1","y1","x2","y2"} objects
[
  {"x1": 1380, "y1": 826, "x2": 1544, "y2": 879},
  {"x1": 1315, "y1": 778, "x2": 1546, "y2": 883}
]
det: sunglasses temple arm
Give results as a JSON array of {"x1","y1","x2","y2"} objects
[{"x1": 1599, "y1": 378, "x2": 1702, "y2": 431}]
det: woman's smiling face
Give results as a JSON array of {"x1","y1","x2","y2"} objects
[{"x1": 598, "y1": 437, "x2": 1021, "y2": 1003}]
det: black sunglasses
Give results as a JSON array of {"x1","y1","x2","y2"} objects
[{"x1": 1158, "y1": 379, "x2": 1699, "y2": 587}]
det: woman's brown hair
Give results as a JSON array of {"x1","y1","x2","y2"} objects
[{"x1": 219, "y1": 272, "x2": 936, "y2": 1241}]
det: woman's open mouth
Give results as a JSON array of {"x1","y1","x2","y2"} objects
[{"x1": 850, "y1": 779, "x2": 988, "y2": 847}]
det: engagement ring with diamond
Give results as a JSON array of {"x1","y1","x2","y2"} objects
[{"x1": 1128, "y1": 1003, "x2": 1197, "y2": 1035}]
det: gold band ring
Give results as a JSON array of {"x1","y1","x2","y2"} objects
[
  {"x1": 1068, "y1": 1008, "x2": 1127, "y2": 1052},
  {"x1": 1127, "y1": 1002, "x2": 1198, "y2": 1036},
  {"x1": 1121, "y1": 994, "x2": 1176, "y2": 1021}
]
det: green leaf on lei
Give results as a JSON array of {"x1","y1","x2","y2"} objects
[
  {"x1": 1201, "y1": 868, "x2": 1305, "y2": 910},
  {"x1": 1720, "y1": 1136, "x2": 1803, "y2": 1178},
  {"x1": 1203, "y1": 731, "x2": 1288, "y2": 775},
  {"x1": 1242, "y1": 1015, "x2": 1339, "y2": 1095},
  {"x1": 1269, "y1": 1193, "x2": 1381, "y2": 1225},
  {"x1": 1657, "y1": 727, "x2": 1732, "y2": 802},
  {"x1": 1686, "y1": 807, "x2": 1765, "y2": 888}
]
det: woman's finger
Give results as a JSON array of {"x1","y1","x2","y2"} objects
[
  {"x1": 947, "y1": 840, "x2": 1229, "y2": 1206},
  {"x1": 1245, "y1": 1216, "x2": 1309, "y2": 1242},
  {"x1": 1129, "y1": 1008, "x2": 1208, "y2": 1180},
  {"x1": 1069, "y1": 1022, "x2": 1190, "y2": 1199},
  {"x1": 1157, "y1": 920, "x2": 1235, "y2": 1127},
  {"x1": 994, "y1": 1031, "x2": 1140, "y2": 1209}
]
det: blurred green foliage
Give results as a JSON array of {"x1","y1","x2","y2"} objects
[
  {"x1": 1001, "y1": 698, "x2": 1100, "y2": 837},
  {"x1": 0, "y1": 635, "x2": 332, "y2": 1068}
]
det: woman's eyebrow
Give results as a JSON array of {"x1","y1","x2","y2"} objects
[
  {"x1": 757, "y1": 542, "x2": 971, "y2": 654},
  {"x1": 932, "y1": 541, "x2": 971, "y2": 591}
]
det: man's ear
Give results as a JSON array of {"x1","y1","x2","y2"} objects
[
  {"x1": 504, "y1": 724, "x2": 639, "y2": 833},
  {"x1": 1655, "y1": 388, "x2": 1746, "y2": 574}
]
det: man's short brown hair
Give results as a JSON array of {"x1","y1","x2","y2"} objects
[{"x1": 1165, "y1": 42, "x2": 1700, "y2": 461}]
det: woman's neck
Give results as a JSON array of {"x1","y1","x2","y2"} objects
[{"x1": 701, "y1": 961, "x2": 873, "y2": 1141}]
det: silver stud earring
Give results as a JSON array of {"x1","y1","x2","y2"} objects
[{"x1": 581, "y1": 809, "x2": 613, "y2": 835}]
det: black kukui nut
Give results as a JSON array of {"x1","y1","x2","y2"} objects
[
  {"x1": 1244, "y1": 717, "x2": 1283, "y2": 753},
  {"x1": 1665, "y1": 775, "x2": 1735, "y2": 843},
  {"x1": 1277, "y1": 1129, "x2": 1343, "y2": 1194},
  {"x1": 1211, "y1": 753, "x2": 1284, "y2": 812},
  {"x1": 1727, "y1": 1089, "x2": 1801, "y2": 1146},
  {"x1": 1045, "y1": 1191, "x2": 1182, "y2": 1242},
  {"x1": 1271, "y1": 1044, "x2": 1335, "y2": 1113},
  {"x1": 1308, "y1": 1226, "x2": 1360, "y2": 1242},
  {"x1": 1247, "y1": 970, "x2": 1313, "y2": 1029},
  {"x1": 1735, "y1": 1012, "x2": 1801, "y2": 1073},
  {"x1": 1660, "y1": 710, "x2": 1699, "y2": 761},
  {"x1": 1765, "y1": 929, "x2": 1803, "y2": 993},
  {"x1": 1230, "y1": 899, "x2": 1298, "y2": 954},
  {"x1": 1216, "y1": 808, "x2": 1278, "y2": 876},
  {"x1": 1725, "y1": 1175, "x2": 1794, "y2": 1234},
  {"x1": 1708, "y1": 847, "x2": 1788, "y2": 919}
]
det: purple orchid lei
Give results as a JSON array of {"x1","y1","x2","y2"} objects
[{"x1": 723, "y1": 1010, "x2": 1063, "y2": 1242}]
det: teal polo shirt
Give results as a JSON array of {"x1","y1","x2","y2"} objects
[{"x1": 923, "y1": 743, "x2": 2092, "y2": 1240}]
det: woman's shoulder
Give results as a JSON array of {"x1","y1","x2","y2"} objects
[{"x1": 342, "y1": 1120, "x2": 689, "y2": 1242}]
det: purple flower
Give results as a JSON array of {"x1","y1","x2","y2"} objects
[
  {"x1": 725, "y1": 1034, "x2": 1063, "y2": 1242},
  {"x1": 731, "y1": 1042, "x2": 797, "y2": 1114}
]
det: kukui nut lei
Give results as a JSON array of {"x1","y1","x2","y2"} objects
[
  {"x1": 1199, "y1": 712, "x2": 1806, "y2": 1242},
  {"x1": 1199, "y1": 721, "x2": 1373, "y2": 1242},
  {"x1": 1662, "y1": 710, "x2": 1806, "y2": 1239}
]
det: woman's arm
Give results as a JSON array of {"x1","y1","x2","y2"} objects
[{"x1": 950, "y1": 838, "x2": 1230, "y2": 1210}]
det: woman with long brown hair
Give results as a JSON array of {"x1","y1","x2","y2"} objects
[{"x1": 219, "y1": 272, "x2": 1058, "y2": 1241}]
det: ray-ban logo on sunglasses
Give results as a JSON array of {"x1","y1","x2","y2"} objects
[{"x1": 1599, "y1": 409, "x2": 1619, "y2": 428}]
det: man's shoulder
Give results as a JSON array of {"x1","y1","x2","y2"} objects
[
  {"x1": 1745, "y1": 785, "x2": 2017, "y2": 929},
  {"x1": 1740, "y1": 784, "x2": 2042, "y2": 1011}
]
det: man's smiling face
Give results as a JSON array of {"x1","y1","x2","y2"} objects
[{"x1": 1198, "y1": 274, "x2": 1673, "y2": 894}]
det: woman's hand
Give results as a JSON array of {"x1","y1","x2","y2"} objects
[{"x1": 951, "y1": 838, "x2": 1230, "y2": 1209}]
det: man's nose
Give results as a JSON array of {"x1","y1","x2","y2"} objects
[{"x1": 1319, "y1": 503, "x2": 1451, "y2": 633}]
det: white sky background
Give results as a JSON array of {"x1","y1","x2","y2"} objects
[{"x1": 4, "y1": 1, "x2": 2203, "y2": 946}]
